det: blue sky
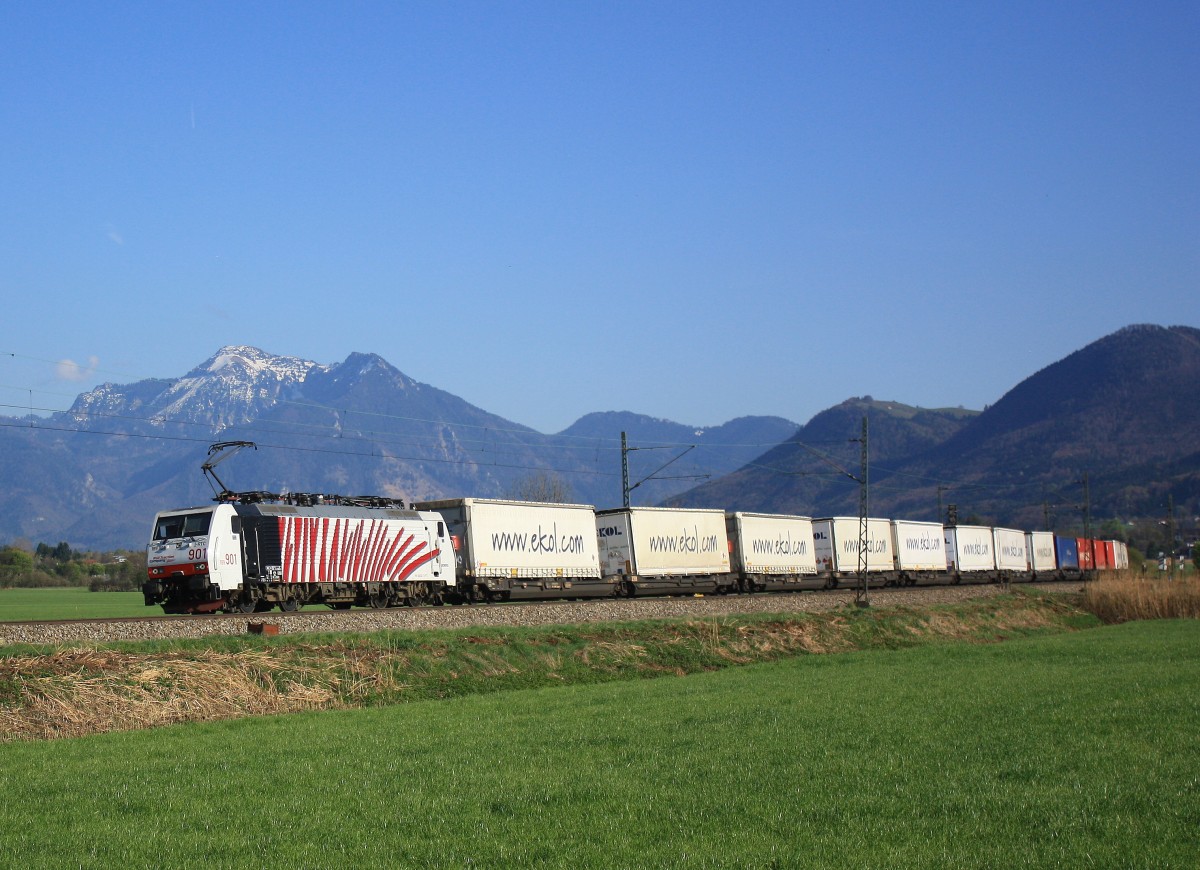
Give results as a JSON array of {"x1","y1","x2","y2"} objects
[{"x1": 2, "y1": 2, "x2": 1196, "y2": 433}]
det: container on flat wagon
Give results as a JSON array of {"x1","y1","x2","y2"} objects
[
  {"x1": 1112, "y1": 540, "x2": 1130, "y2": 570},
  {"x1": 890, "y1": 520, "x2": 948, "y2": 572},
  {"x1": 1055, "y1": 536, "x2": 1080, "y2": 571},
  {"x1": 1076, "y1": 538, "x2": 1095, "y2": 571},
  {"x1": 1026, "y1": 531, "x2": 1057, "y2": 574},
  {"x1": 1099, "y1": 540, "x2": 1116, "y2": 570},
  {"x1": 992, "y1": 527, "x2": 1029, "y2": 573},
  {"x1": 596, "y1": 506, "x2": 731, "y2": 578},
  {"x1": 944, "y1": 525, "x2": 995, "y2": 573},
  {"x1": 726, "y1": 512, "x2": 818, "y2": 576},
  {"x1": 812, "y1": 517, "x2": 894, "y2": 573},
  {"x1": 413, "y1": 498, "x2": 601, "y2": 581}
]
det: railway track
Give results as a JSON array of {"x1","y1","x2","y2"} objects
[{"x1": 0, "y1": 580, "x2": 1083, "y2": 647}]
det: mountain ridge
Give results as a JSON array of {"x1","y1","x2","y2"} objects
[
  {"x1": 3, "y1": 325, "x2": 1197, "y2": 551},
  {"x1": 670, "y1": 324, "x2": 1200, "y2": 531},
  {"x1": 0, "y1": 346, "x2": 797, "y2": 548}
]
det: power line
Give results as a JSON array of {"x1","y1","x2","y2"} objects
[
  {"x1": 0, "y1": 401, "x2": 751, "y2": 491},
  {"x1": 0, "y1": 386, "x2": 795, "y2": 454},
  {"x1": 0, "y1": 419, "x2": 619, "y2": 479},
  {"x1": 5, "y1": 375, "x2": 1172, "y2": 507},
  {"x1": 0, "y1": 349, "x2": 165, "y2": 385}
]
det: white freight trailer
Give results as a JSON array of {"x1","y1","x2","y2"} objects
[
  {"x1": 726, "y1": 512, "x2": 818, "y2": 591},
  {"x1": 944, "y1": 525, "x2": 995, "y2": 577},
  {"x1": 812, "y1": 517, "x2": 894, "y2": 580},
  {"x1": 1112, "y1": 540, "x2": 1130, "y2": 570},
  {"x1": 890, "y1": 520, "x2": 948, "y2": 580},
  {"x1": 596, "y1": 506, "x2": 733, "y2": 595},
  {"x1": 413, "y1": 498, "x2": 605, "y2": 600},
  {"x1": 1025, "y1": 531, "x2": 1057, "y2": 575},
  {"x1": 993, "y1": 527, "x2": 1029, "y2": 574}
]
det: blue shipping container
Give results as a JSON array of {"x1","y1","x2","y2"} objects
[{"x1": 1055, "y1": 536, "x2": 1080, "y2": 570}]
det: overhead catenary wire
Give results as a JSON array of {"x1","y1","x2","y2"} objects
[
  {"x1": 1, "y1": 354, "x2": 1155, "y2": 505},
  {"x1": 0, "y1": 419, "x2": 619, "y2": 479},
  {"x1": 0, "y1": 379, "x2": 794, "y2": 489},
  {"x1": 0, "y1": 398, "x2": 1110, "y2": 506}
]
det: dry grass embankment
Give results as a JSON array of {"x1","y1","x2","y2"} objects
[
  {"x1": 0, "y1": 592, "x2": 1087, "y2": 742},
  {"x1": 1080, "y1": 572, "x2": 1200, "y2": 623}
]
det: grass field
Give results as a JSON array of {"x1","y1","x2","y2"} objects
[
  {"x1": 1, "y1": 592, "x2": 1093, "y2": 740},
  {"x1": 0, "y1": 587, "x2": 148, "y2": 621},
  {"x1": 0, "y1": 618, "x2": 1196, "y2": 867}
]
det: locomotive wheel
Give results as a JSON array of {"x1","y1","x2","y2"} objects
[
  {"x1": 231, "y1": 597, "x2": 258, "y2": 614},
  {"x1": 368, "y1": 592, "x2": 391, "y2": 609}
]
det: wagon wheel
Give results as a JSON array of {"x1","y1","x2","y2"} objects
[{"x1": 278, "y1": 597, "x2": 301, "y2": 613}]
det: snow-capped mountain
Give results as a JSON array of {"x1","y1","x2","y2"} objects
[
  {"x1": 68, "y1": 346, "x2": 327, "y2": 430},
  {"x1": 0, "y1": 345, "x2": 800, "y2": 549},
  {"x1": 3, "y1": 328, "x2": 1197, "y2": 552}
]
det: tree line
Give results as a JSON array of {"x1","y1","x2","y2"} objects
[{"x1": 0, "y1": 541, "x2": 146, "y2": 591}]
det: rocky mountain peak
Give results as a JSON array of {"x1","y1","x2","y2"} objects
[
  {"x1": 158, "y1": 346, "x2": 327, "y2": 429},
  {"x1": 190, "y1": 345, "x2": 323, "y2": 382},
  {"x1": 65, "y1": 346, "x2": 328, "y2": 431}
]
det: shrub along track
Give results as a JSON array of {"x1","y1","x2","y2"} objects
[{"x1": 0, "y1": 584, "x2": 1093, "y2": 743}]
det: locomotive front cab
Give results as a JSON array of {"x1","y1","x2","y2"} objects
[{"x1": 144, "y1": 507, "x2": 229, "y2": 613}]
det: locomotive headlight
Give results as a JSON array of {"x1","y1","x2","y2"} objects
[{"x1": 197, "y1": 563, "x2": 207, "y2": 571}]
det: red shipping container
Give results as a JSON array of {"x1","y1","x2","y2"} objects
[
  {"x1": 1100, "y1": 540, "x2": 1116, "y2": 570},
  {"x1": 1077, "y1": 538, "x2": 1095, "y2": 570}
]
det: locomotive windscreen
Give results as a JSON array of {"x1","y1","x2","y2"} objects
[{"x1": 154, "y1": 511, "x2": 213, "y2": 541}]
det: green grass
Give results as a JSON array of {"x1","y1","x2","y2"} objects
[
  {"x1": 0, "y1": 618, "x2": 1196, "y2": 867},
  {"x1": 1, "y1": 593, "x2": 1096, "y2": 740},
  {"x1": 0, "y1": 587, "x2": 148, "y2": 621}
]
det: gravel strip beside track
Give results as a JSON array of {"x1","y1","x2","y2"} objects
[{"x1": 0, "y1": 582, "x2": 1082, "y2": 647}]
